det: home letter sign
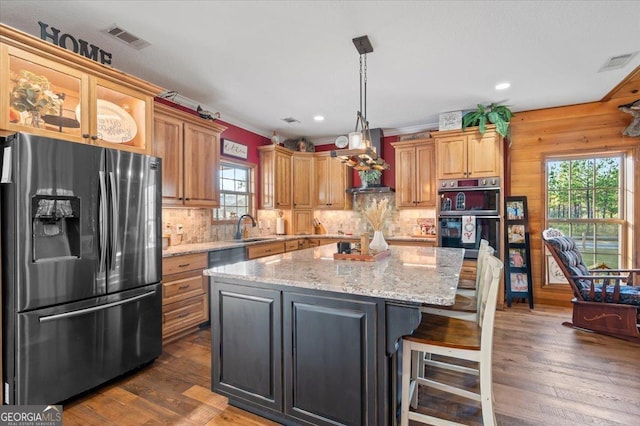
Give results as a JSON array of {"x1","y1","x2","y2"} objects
[{"x1": 39, "y1": 21, "x2": 112, "y2": 65}]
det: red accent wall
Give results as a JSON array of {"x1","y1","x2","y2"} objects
[{"x1": 383, "y1": 135, "x2": 399, "y2": 189}]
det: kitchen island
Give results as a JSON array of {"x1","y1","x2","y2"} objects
[{"x1": 205, "y1": 244, "x2": 464, "y2": 426}]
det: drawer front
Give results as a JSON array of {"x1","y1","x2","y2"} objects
[
  {"x1": 247, "y1": 242, "x2": 285, "y2": 259},
  {"x1": 285, "y1": 240, "x2": 300, "y2": 252},
  {"x1": 163, "y1": 253, "x2": 208, "y2": 275},
  {"x1": 163, "y1": 273, "x2": 206, "y2": 305},
  {"x1": 162, "y1": 295, "x2": 208, "y2": 338}
]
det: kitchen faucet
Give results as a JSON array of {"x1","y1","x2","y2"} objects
[{"x1": 234, "y1": 214, "x2": 256, "y2": 240}]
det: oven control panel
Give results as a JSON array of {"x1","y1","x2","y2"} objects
[{"x1": 438, "y1": 177, "x2": 500, "y2": 191}]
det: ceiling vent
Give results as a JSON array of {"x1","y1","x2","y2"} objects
[
  {"x1": 103, "y1": 25, "x2": 150, "y2": 49},
  {"x1": 281, "y1": 117, "x2": 301, "y2": 124},
  {"x1": 599, "y1": 52, "x2": 637, "y2": 72}
]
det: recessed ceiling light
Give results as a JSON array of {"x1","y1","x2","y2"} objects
[
  {"x1": 495, "y1": 82, "x2": 511, "y2": 91},
  {"x1": 313, "y1": 115, "x2": 325, "y2": 122}
]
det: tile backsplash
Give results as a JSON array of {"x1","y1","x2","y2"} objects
[
  {"x1": 162, "y1": 196, "x2": 435, "y2": 245},
  {"x1": 162, "y1": 208, "x2": 277, "y2": 245}
]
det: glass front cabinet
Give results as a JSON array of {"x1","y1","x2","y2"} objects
[{"x1": 1, "y1": 26, "x2": 160, "y2": 154}]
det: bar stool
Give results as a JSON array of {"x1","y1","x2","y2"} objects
[{"x1": 400, "y1": 254, "x2": 503, "y2": 425}]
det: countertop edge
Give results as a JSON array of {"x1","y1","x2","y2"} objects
[{"x1": 163, "y1": 234, "x2": 437, "y2": 258}]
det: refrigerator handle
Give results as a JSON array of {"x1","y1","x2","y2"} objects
[
  {"x1": 109, "y1": 171, "x2": 119, "y2": 271},
  {"x1": 98, "y1": 171, "x2": 108, "y2": 273},
  {"x1": 38, "y1": 289, "x2": 157, "y2": 323}
]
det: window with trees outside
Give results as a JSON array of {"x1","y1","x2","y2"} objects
[
  {"x1": 546, "y1": 154, "x2": 624, "y2": 274},
  {"x1": 214, "y1": 162, "x2": 255, "y2": 221}
]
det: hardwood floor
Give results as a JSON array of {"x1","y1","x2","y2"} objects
[{"x1": 62, "y1": 304, "x2": 640, "y2": 425}]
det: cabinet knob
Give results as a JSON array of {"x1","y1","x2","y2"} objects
[
  {"x1": 91, "y1": 135, "x2": 98, "y2": 141},
  {"x1": 82, "y1": 133, "x2": 90, "y2": 139}
]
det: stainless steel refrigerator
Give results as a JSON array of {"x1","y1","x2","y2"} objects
[{"x1": 0, "y1": 132, "x2": 162, "y2": 405}]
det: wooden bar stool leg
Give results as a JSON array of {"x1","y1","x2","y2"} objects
[
  {"x1": 400, "y1": 339, "x2": 412, "y2": 426},
  {"x1": 410, "y1": 349, "x2": 420, "y2": 409}
]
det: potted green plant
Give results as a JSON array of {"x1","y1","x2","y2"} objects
[
  {"x1": 461, "y1": 103, "x2": 513, "y2": 137},
  {"x1": 359, "y1": 169, "x2": 382, "y2": 188}
]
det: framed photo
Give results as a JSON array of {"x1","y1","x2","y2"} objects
[
  {"x1": 222, "y1": 139, "x2": 248, "y2": 159},
  {"x1": 510, "y1": 272, "x2": 529, "y2": 292},
  {"x1": 507, "y1": 224, "x2": 525, "y2": 244},
  {"x1": 506, "y1": 200, "x2": 525, "y2": 220},
  {"x1": 508, "y1": 248, "x2": 527, "y2": 268}
]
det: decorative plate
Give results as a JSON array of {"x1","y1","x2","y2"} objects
[
  {"x1": 76, "y1": 100, "x2": 137, "y2": 143},
  {"x1": 335, "y1": 135, "x2": 348, "y2": 148}
]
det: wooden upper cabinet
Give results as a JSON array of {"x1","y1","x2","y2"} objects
[
  {"x1": 434, "y1": 127, "x2": 501, "y2": 180},
  {"x1": 153, "y1": 111, "x2": 183, "y2": 204},
  {"x1": 1, "y1": 25, "x2": 161, "y2": 154},
  {"x1": 153, "y1": 102, "x2": 226, "y2": 207},
  {"x1": 314, "y1": 153, "x2": 352, "y2": 210},
  {"x1": 392, "y1": 139, "x2": 436, "y2": 208},
  {"x1": 292, "y1": 152, "x2": 314, "y2": 209},
  {"x1": 467, "y1": 132, "x2": 499, "y2": 177},
  {"x1": 183, "y1": 122, "x2": 220, "y2": 207},
  {"x1": 91, "y1": 77, "x2": 152, "y2": 154},
  {"x1": 259, "y1": 145, "x2": 292, "y2": 209}
]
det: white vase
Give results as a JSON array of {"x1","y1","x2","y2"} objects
[{"x1": 369, "y1": 230, "x2": 388, "y2": 252}]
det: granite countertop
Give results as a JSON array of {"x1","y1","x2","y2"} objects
[
  {"x1": 162, "y1": 234, "x2": 436, "y2": 257},
  {"x1": 204, "y1": 245, "x2": 464, "y2": 306}
]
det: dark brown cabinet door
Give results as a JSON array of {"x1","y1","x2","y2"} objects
[
  {"x1": 211, "y1": 282, "x2": 282, "y2": 412},
  {"x1": 283, "y1": 292, "x2": 377, "y2": 425}
]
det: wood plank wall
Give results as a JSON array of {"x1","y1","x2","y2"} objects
[{"x1": 507, "y1": 66, "x2": 640, "y2": 305}]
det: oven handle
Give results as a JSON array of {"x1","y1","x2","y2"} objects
[{"x1": 438, "y1": 187, "x2": 500, "y2": 193}]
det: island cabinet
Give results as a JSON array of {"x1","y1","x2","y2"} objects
[
  {"x1": 153, "y1": 102, "x2": 226, "y2": 207},
  {"x1": 258, "y1": 145, "x2": 292, "y2": 209},
  {"x1": 433, "y1": 127, "x2": 502, "y2": 180},
  {"x1": 392, "y1": 139, "x2": 436, "y2": 208},
  {"x1": 211, "y1": 279, "x2": 384, "y2": 425},
  {"x1": 162, "y1": 253, "x2": 209, "y2": 343},
  {"x1": 208, "y1": 245, "x2": 464, "y2": 425},
  {"x1": 0, "y1": 24, "x2": 161, "y2": 154},
  {"x1": 314, "y1": 152, "x2": 353, "y2": 210}
]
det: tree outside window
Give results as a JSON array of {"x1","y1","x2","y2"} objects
[{"x1": 546, "y1": 155, "x2": 624, "y2": 269}]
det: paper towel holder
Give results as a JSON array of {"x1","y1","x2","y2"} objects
[{"x1": 276, "y1": 209, "x2": 286, "y2": 235}]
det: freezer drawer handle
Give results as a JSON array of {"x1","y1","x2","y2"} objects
[{"x1": 38, "y1": 290, "x2": 157, "y2": 323}]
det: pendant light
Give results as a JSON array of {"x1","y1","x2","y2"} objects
[{"x1": 331, "y1": 35, "x2": 388, "y2": 171}]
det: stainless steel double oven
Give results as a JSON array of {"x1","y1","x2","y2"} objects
[{"x1": 438, "y1": 177, "x2": 500, "y2": 259}]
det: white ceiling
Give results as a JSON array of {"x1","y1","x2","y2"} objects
[{"x1": 2, "y1": 1, "x2": 639, "y2": 144}]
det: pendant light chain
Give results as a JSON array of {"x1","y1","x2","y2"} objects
[{"x1": 363, "y1": 53, "x2": 367, "y2": 121}]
